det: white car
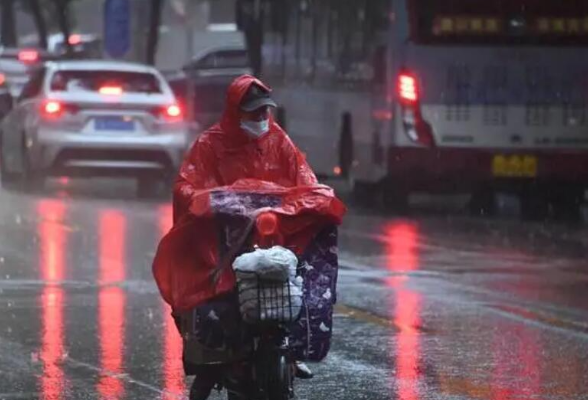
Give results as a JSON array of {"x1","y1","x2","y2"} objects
[
  {"x1": 0, "y1": 47, "x2": 59, "y2": 98},
  {"x1": 0, "y1": 60, "x2": 190, "y2": 195}
]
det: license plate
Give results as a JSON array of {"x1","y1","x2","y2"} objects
[
  {"x1": 94, "y1": 116, "x2": 134, "y2": 131},
  {"x1": 492, "y1": 155, "x2": 537, "y2": 178}
]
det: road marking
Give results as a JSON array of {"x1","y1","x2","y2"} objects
[
  {"x1": 490, "y1": 304, "x2": 588, "y2": 338},
  {"x1": 334, "y1": 304, "x2": 393, "y2": 329},
  {"x1": 334, "y1": 303, "x2": 431, "y2": 335},
  {"x1": 66, "y1": 358, "x2": 185, "y2": 399},
  {"x1": 340, "y1": 257, "x2": 588, "y2": 338},
  {"x1": 0, "y1": 394, "x2": 43, "y2": 399}
]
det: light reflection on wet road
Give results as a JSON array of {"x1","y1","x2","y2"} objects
[
  {"x1": 0, "y1": 180, "x2": 587, "y2": 399},
  {"x1": 97, "y1": 210, "x2": 126, "y2": 400},
  {"x1": 38, "y1": 200, "x2": 66, "y2": 400},
  {"x1": 386, "y1": 222, "x2": 421, "y2": 400},
  {"x1": 159, "y1": 204, "x2": 186, "y2": 400}
]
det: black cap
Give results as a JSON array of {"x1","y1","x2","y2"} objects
[{"x1": 240, "y1": 84, "x2": 277, "y2": 112}]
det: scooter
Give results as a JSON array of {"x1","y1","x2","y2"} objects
[{"x1": 219, "y1": 212, "x2": 299, "y2": 400}]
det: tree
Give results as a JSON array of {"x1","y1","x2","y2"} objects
[
  {"x1": 26, "y1": 0, "x2": 48, "y2": 49},
  {"x1": 20, "y1": 0, "x2": 79, "y2": 53},
  {"x1": 1, "y1": 0, "x2": 17, "y2": 47},
  {"x1": 237, "y1": 0, "x2": 265, "y2": 76},
  {"x1": 52, "y1": 0, "x2": 74, "y2": 56},
  {"x1": 146, "y1": 0, "x2": 164, "y2": 65}
]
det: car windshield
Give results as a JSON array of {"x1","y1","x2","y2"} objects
[
  {"x1": 49, "y1": 70, "x2": 162, "y2": 93},
  {"x1": 194, "y1": 50, "x2": 250, "y2": 69}
]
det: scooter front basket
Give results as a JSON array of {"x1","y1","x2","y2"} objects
[{"x1": 236, "y1": 272, "x2": 303, "y2": 325}]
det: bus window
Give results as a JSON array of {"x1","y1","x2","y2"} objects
[{"x1": 412, "y1": 0, "x2": 588, "y2": 46}]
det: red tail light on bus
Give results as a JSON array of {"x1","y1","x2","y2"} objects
[
  {"x1": 397, "y1": 71, "x2": 435, "y2": 147},
  {"x1": 398, "y1": 73, "x2": 419, "y2": 104}
]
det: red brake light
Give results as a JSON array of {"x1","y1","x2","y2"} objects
[
  {"x1": 256, "y1": 212, "x2": 279, "y2": 237},
  {"x1": 398, "y1": 73, "x2": 419, "y2": 104},
  {"x1": 166, "y1": 104, "x2": 182, "y2": 118},
  {"x1": 99, "y1": 86, "x2": 123, "y2": 95},
  {"x1": 68, "y1": 34, "x2": 82, "y2": 45},
  {"x1": 19, "y1": 49, "x2": 39, "y2": 64},
  {"x1": 41, "y1": 100, "x2": 78, "y2": 119},
  {"x1": 44, "y1": 101, "x2": 62, "y2": 115},
  {"x1": 0, "y1": 73, "x2": 5, "y2": 86},
  {"x1": 152, "y1": 104, "x2": 183, "y2": 122}
]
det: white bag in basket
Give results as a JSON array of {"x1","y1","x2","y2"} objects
[
  {"x1": 233, "y1": 246, "x2": 303, "y2": 322},
  {"x1": 233, "y1": 246, "x2": 298, "y2": 280}
]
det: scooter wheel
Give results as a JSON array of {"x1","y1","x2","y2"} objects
[{"x1": 265, "y1": 353, "x2": 292, "y2": 400}]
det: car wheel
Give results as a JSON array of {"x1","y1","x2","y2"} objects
[
  {"x1": 0, "y1": 162, "x2": 21, "y2": 189},
  {"x1": 0, "y1": 132, "x2": 23, "y2": 189},
  {"x1": 20, "y1": 144, "x2": 44, "y2": 193}
]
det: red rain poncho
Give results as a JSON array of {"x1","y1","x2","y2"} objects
[{"x1": 153, "y1": 75, "x2": 346, "y2": 311}]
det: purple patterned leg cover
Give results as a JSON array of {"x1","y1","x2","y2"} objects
[{"x1": 289, "y1": 226, "x2": 339, "y2": 362}]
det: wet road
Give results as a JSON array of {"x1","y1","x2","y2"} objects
[{"x1": 1, "y1": 179, "x2": 588, "y2": 400}]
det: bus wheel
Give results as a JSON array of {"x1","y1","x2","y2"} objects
[
  {"x1": 550, "y1": 186, "x2": 583, "y2": 222},
  {"x1": 468, "y1": 186, "x2": 497, "y2": 217},
  {"x1": 520, "y1": 187, "x2": 549, "y2": 221}
]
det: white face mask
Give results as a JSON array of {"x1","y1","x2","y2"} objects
[{"x1": 240, "y1": 119, "x2": 270, "y2": 138}]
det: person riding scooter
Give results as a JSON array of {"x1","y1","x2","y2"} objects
[
  {"x1": 156, "y1": 75, "x2": 332, "y2": 400},
  {"x1": 172, "y1": 75, "x2": 318, "y2": 224}
]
